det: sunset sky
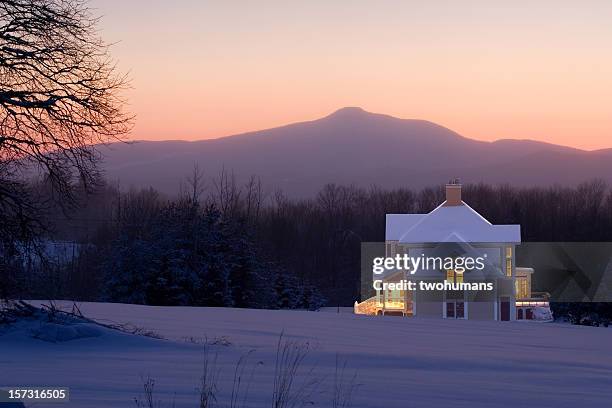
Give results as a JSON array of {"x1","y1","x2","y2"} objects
[{"x1": 92, "y1": 0, "x2": 612, "y2": 150}]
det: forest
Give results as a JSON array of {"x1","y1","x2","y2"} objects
[{"x1": 2, "y1": 170, "x2": 612, "y2": 322}]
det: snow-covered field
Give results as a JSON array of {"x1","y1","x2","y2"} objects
[{"x1": 2, "y1": 301, "x2": 612, "y2": 408}]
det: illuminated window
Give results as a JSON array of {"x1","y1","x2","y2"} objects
[
  {"x1": 456, "y1": 272, "x2": 464, "y2": 284},
  {"x1": 385, "y1": 289, "x2": 405, "y2": 309},
  {"x1": 505, "y1": 246, "x2": 512, "y2": 277},
  {"x1": 515, "y1": 277, "x2": 530, "y2": 299},
  {"x1": 446, "y1": 270, "x2": 463, "y2": 284}
]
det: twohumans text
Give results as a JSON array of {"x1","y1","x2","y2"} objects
[{"x1": 373, "y1": 279, "x2": 494, "y2": 291}]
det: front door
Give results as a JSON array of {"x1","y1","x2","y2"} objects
[{"x1": 446, "y1": 301, "x2": 455, "y2": 318}]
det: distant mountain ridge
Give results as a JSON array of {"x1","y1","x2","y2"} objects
[{"x1": 99, "y1": 107, "x2": 612, "y2": 197}]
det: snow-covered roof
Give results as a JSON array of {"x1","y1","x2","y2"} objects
[
  {"x1": 385, "y1": 214, "x2": 426, "y2": 240},
  {"x1": 386, "y1": 201, "x2": 520, "y2": 244}
]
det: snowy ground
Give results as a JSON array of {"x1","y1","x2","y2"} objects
[{"x1": 1, "y1": 301, "x2": 612, "y2": 408}]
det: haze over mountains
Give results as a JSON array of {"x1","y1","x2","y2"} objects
[{"x1": 100, "y1": 107, "x2": 612, "y2": 197}]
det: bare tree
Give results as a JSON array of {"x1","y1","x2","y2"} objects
[
  {"x1": 186, "y1": 164, "x2": 206, "y2": 205},
  {"x1": 0, "y1": 0, "x2": 132, "y2": 294},
  {"x1": 0, "y1": 161, "x2": 42, "y2": 242},
  {"x1": 213, "y1": 167, "x2": 241, "y2": 218},
  {"x1": 0, "y1": 0, "x2": 132, "y2": 239},
  {"x1": 244, "y1": 175, "x2": 262, "y2": 222}
]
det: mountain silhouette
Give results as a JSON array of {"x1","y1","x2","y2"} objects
[{"x1": 99, "y1": 107, "x2": 612, "y2": 197}]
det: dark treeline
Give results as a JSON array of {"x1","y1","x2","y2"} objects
[
  {"x1": 257, "y1": 179, "x2": 612, "y2": 306},
  {"x1": 4, "y1": 173, "x2": 612, "y2": 311}
]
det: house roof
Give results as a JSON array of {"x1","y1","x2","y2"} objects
[
  {"x1": 385, "y1": 214, "x2": 426, "y2": 240},
  {"x1": 386, "y1": 201, "x2": 521, "y2": 244}
]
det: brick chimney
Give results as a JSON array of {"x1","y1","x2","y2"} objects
[{"x1": 444, "y1": 178, "x2": 462, "y2": 206}]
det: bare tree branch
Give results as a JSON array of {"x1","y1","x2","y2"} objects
[{"x1": 0, "y1": 0, "x2": 133, "y2": 200}]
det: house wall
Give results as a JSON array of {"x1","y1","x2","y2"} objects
[
  {"x1": 415, "y1": 288, "x2": 444, "y2": 318},
  {"x1": 465, "y1": 287, "x2": 496, "y2": 320},
  {"x1": 497, "y1": 278, "x2": 514, "y2": 297},
  {"x1": 415, "y1": 302, "x2": 444, "y2": 318},
  {"x1": 467, "y1": 301, "x2": 495, "y2": 320}
]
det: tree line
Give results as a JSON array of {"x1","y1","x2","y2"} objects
[{"x1": 3, "y1": 173, "x2": 612, "y2": 313}]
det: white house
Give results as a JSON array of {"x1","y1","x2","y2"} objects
[{"x1": 355, "y1": 180, "x2": 552, "y2": 321}]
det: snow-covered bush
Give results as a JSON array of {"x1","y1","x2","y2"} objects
[{"x1": 532, "y1": 307, "x2": 553, "y2": 321}]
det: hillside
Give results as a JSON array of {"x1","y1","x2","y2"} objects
[{"x1": 99, "y1": 108, "x2": 612, "y2": 196}]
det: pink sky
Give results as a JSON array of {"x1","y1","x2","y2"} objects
[{"x1": 93, "y1": 0, "x2": 612, "y2": 150}]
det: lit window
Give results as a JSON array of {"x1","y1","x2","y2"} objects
[
  {"x1": 505, "y1": 246, "x2": 512, "y2": 277},
  {"x1": 385, "y1": 289, "x2": 405, "y2": 309},
  {"x1": 446, "y1": 270, "x2": 463, "y2": 284},
  {"x1": 515, "y1": 277, "x2": 529, "y2": 299},
  {"x1": 456, "y1": 272, "x2": 464, "y2": 284}
]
